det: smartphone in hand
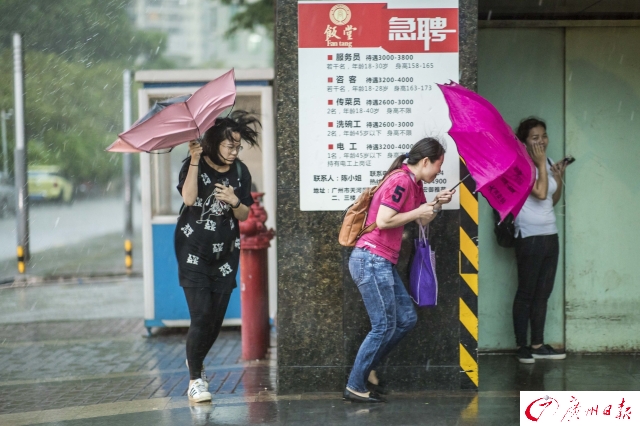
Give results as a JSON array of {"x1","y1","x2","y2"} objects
[{"x1": 562, "y1": 155, "x2": 576, "y2": 165}]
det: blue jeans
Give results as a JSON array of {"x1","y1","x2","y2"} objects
[{"x1": 347, "y1": 248, "x2": 418, "y2": 393}]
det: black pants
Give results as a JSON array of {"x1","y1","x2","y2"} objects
[
  {"x1": 513, "y1": 234, "x2": 559, "y2": 348},
  {"x1": 183, "y1": 287, "x2": 231, "y2": 380}
]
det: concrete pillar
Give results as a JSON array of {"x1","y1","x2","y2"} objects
[{"x1": 275, "y1": 0, "x2": 478, "y2": 394}]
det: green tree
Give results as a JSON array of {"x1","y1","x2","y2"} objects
[
  {"x1": 0, "y1": 0, "x2": 174, "y2": 186},
  {"x1": 0, "y1": 0, "x2": 166, "y2": 64},
  {"x1": 0, "y1": 50, "x2": 126, "y2": 185},
  {"x1": 220, "y1": 0, "x2": 275, "y2": 37}
]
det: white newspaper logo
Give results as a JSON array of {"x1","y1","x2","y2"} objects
[
  {"x1": 204, "y1": 220, "x2": 216, "y2": 231},
  {"x1": 194, "y1": 197, "x2": 203, "y2": 207},
  {"x1": 212, "y1": 243, "x2": 224, "y2": 253},
  {"x1": 186, "y1": 254, "x2": 199, "y2": 265},
  {"x1": 235, "y1": 238, "x2": 241, "y2": 249},
  {"x1": 388, "y1": 17, "x2": 456, "y2": 51},
  {"x1": 201, "y1": 173, "x2": 211, "y2": 185}
]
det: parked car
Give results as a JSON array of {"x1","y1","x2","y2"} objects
[
  {"x1": 0, "y1": 175, "x2": 16, "y2": 218},
  {"x1": 28, "y1": 166, "x2": 74, "y2": 203}
]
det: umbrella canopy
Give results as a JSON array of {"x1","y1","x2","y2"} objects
[
  {"x1": 106, "y1": 69, "x2": 236, "y2": 153},
  {"x1": 437, "y1": 81, "x2": 535, "y2": 221},
  {"x1": 106, "y1": 94, "x2": 193, "y2": 153}
]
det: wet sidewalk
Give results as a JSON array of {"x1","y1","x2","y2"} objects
[
  {"x1": 0, "y1": 318, "x2": 481, "y2": 426},
  {"x1": 1, "y1": 320, "x2": 639, "y2": 426},
  {"x1": 0, "y1": 320, "x2": 274, "y2": 425},
  {"x1": 0, "y1": 280, "x2": 639, "y2": 425}
]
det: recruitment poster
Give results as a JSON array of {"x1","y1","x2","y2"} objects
[{"x1": 298, "y1": 0, "x2": 460, "y2": 211}]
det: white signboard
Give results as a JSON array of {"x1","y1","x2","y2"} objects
[{"x1": 298, "y1": 0, "x2": 460, "y2": 211}]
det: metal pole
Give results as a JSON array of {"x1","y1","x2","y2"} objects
[
  {"x1": 12, "y1": 33, "x2": 29, "y2": 271},
  {"x1": 123, "y1": 70, "x2": 133, "y2": 274},
  {"x1": 1, "y1": 109, "x2": 11, "y2": 179}
]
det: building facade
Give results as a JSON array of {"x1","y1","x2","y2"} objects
[{"x1": 131, "y1": 0, "x2": 273, "y2": 69}]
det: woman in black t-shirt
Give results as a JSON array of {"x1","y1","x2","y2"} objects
[{"x1": 174, "y1": 111, "x2": 259, "y2": 403}]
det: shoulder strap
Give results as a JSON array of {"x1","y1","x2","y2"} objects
[
  {"x1": 372, "y1": 168, "x2": 406, "y2": 194},
  {"x1": 236, "y1": 160, "x2": 242, "y2": 182},
  {"x1": 356, "y1": 169, "x2": 408, "y2": 238},
  {"x1": 359, "y1": 221, "x2": 378, "y2": 237},
  {"x1": 547, "y1": 158, "x2": 553, "y2": 166}
]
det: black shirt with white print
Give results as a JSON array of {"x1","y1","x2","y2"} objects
[{"x1": 174, "y1": 156, "x2": 253, "y2": 293}]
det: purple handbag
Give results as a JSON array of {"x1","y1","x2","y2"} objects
[{"x1": 409, "y1": 225, "x2": 438, "y2": 307}]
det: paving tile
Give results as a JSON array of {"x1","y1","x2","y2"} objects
[
  {"x1": 0, "y1": 320, "x2": 246, "y2": 415},
  {"x1": 1, "y1": 320, "x2": 639, "y2": 425}
]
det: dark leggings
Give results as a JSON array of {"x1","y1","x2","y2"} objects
[
  {"x1": 183, "y1": 287, "x2": 231, "y2": 380},
  {"x1": 513, "y1": 234, "x2": 559, "y2": 348}
]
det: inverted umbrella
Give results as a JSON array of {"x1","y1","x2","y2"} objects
[
  {"x1": 106, "y1": 69, "x2": 236, "y2": 153},
  {"x1": 437, "y1": 81, "x2": 535, "y2": 220},
  {"x1": 107, "y1": 94, "x2": 191, "y2": 153}
]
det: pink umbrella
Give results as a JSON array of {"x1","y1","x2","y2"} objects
[
  {"x1": 106, "y1": 69, "x2": 236, "y2": 153},
  {"x1": 437, "y1": 81, "x2": 535, "y2": 220}
]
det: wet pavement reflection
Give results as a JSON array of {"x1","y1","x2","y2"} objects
[
  {"x1": 25, "y1": 392, "x2": 486, "y2": 426},
  {"x1": 0, "y1": 319, "x2": 638, "y2": 425}
]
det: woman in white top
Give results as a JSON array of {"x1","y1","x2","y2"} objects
[{"x1": 512, "y1": 117, "x2": 568, "y2": 364}]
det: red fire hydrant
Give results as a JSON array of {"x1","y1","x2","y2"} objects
[{"x1": 239, "y1": 192, "x2": 275, "y2": 360}]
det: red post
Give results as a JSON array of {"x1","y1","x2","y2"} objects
[{"x1": 239, "y1": 192, "x2": 275, "y2": 360}]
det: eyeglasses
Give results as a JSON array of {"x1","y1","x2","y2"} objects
[{"x1": 222, "y1": 144, "x2": 243, "y2": 153}]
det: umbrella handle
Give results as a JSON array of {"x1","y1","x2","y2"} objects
[{"x1": 432, "y1": 174, "x2": 472, "y2": 206}]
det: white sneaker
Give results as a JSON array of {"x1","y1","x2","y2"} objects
[
  {"x1": 188, "y1": 378, "x2": 212, "y2": 402},
  {"x1": 186, "y1": 359, "x2": 209, "y2": 387}
]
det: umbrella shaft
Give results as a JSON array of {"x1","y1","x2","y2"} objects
[{"x1": 449, "y1": 174, "x2": 471, "y2": 191}]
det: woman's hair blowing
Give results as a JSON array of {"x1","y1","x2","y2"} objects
[
  {"x1": 201, "y1": 110, "x2": 261, "y2": 166},
  {"x1": 384, "y1": 137, "x2": 445, "y2": 178}
]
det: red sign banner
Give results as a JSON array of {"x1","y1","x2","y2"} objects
[{"x1": 298, "y1": 2, "x2": 459, "y2": 53}]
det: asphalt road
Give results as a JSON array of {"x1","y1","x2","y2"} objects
[{"x1": 0, "y1": 195, "x2": 142, "y2": 260}]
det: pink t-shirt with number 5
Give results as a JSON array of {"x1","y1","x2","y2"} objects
[{"x1": 356, "y1": 164, "x2": 427, "y2": 264}]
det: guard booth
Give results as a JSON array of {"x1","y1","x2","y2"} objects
[{"x1": 137, "y1": 69, "x2": 276, "y2": 334}]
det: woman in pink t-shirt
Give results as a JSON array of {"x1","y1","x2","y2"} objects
[{"x1": 344, "y1": 137, "x2": 455, "y2": 403}]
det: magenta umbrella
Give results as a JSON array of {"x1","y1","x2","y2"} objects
[
  {"x1": 437, "y1": 81, "x2": 535, "y2": 220},
  {"x1": 106, "y1": 69, "x2": 236, "y2": 153}
]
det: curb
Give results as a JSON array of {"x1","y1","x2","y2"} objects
[{"x1": 0, "y1": 272, "x2": 142, "y2": 289}]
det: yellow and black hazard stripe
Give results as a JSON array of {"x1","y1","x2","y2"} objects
[
  {"x1": 125, "y1": 239, "x2": 133, "y2": 274},
  {"x1": 17, "y1": 245, "x2": 26, "y2": 274},
  {"x1": 459, "y1": 158, "x2": 478, "y2": 389}
]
